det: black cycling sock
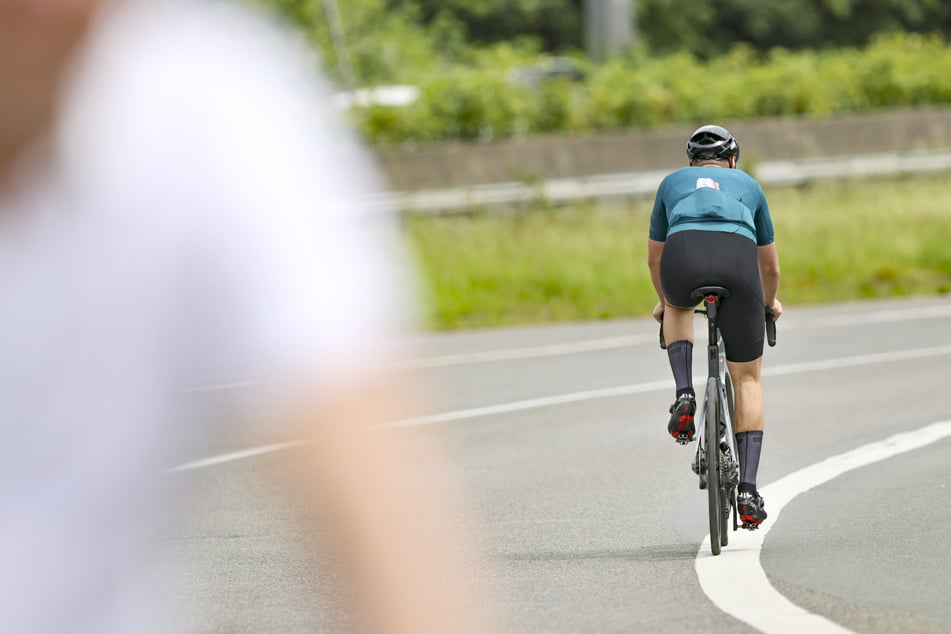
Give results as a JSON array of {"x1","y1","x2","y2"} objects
[
  {"x1": 667, "y1": 340, "x2": 694, "y2": 398},
  {"x1": 736, "y1": 431, "x2": 764, "y2": 490}
]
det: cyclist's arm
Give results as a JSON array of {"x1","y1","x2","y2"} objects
[
  {"x1": 647, "y1": 238, "x2": 666, "y2": 305},
  {"x1": 647, "y1": 179, "x2": 670, "y2": 307},
  {"x1": 283, "y1": 375, "x2": 491, "y2": 634},
  {"x1": 757, "y1": 242, "x2": 780, "y2": 307},
  {"x1": 752, "y1": 181, "x2": 780, "y2": 311}
]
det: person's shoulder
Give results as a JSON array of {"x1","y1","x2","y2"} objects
[
  {"x1": 730, "y1": 169, "x2": 767, "y2": 193},
  {"x1": 659, "y1": 166, "x2": 695, "y2": 187},
  {"x1": 729, "y1": 168, "x2": 760, "y2": 183},
  {"x1": 666, "y1": 166, "x2": 696, "y2": 178}
]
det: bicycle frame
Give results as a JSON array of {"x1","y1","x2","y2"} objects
[
  {"x1": 698, "y1": 299, "x2": 738, "y2": 454},
  {"x1": 694, "y1": 300, "x2": 740, "y2": 533}
]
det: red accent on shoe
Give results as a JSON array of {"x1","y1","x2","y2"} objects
[{"x1": 707, "y1": 296, "x2": 715, "y2": 303}]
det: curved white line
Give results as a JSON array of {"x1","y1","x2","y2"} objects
[{"x1": 695, "y1": 420, "x2": 951, "y2": 633}]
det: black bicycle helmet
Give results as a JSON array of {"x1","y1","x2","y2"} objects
[{"x1": 686, "y1": 124, "x2": 740, "y2": 162}]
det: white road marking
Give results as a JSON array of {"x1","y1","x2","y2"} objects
[
  {"x1": 762, "y1": 343, "x2": 951, "y2": 378},
  {"x1": 171, "y1": 343, "x2": 951, "y2": 472},
  {"x1": 394, "y1": 303, "x2": 951, "y2": 370},
  {"x1": 695, "y1": 419, "x2": 951, "y2": 634},
  {"x1": 376, "y1": 381, "x2": 670, "y2": 429},
  {"x1": 795, "y1": 303, "x2": 951, "y2": 329},
  {"x1": 396, "y1": 334, "x2": 655, "y2": 369},
  {"x1": 167, "y1": 440, "x2": 307, "y2": 472},
  {"x1": 381, "y1": 343, "x2": 951, "y2": 429},
  {"x1": 188, "y1": 379, "x2": 271, "y2": 394},
  {"x1": 187, "y1": 303, "x2": 951, "y2": 390}
]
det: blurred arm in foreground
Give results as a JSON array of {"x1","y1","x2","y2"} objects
[
  {"x1": 0, "y1": 0, "x2": 490, "y2": 632},
  {"x1": 0, "y1": 0, "x2": 94, "y2": 178},
  {"x1": 281, "y1": 378, "x2": 487, "y2": 634}
]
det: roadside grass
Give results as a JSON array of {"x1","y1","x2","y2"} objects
[{"x1": 405, "y1": 173, "x2": 951, "y2": 329}]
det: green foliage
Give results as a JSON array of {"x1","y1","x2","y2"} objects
[
  {"x1": 406, "y1": 173, "x2": 951, "y2": 329},
  {"x1": 256, "y1": 0, "x2": 951, "y2": 72},
  {"x1": 406, "y1": 205, "x2": 654, "y2": 328},
  {"x1": 252, "y1": 0, "x2": 448, "y2": 84},
  {"x1": 250, "y1": 2, "x2": 951, "y2": 144},
  {"x1": 410, "y1": 0, "x2": 584, "y2": 53},
  {"x1": 637, "y1": 0, "x2": 716, "y2": 56},
  {"x1": 358, "y1": 33, "x2": 951, "y2": 144},
  {"x1": 639, "y1": 0, "x2": 951, "y2": 56}
]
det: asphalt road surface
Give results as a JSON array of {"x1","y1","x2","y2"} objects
[{"x1": 164, "y1": 296, "x2": 951, "y2": 633}]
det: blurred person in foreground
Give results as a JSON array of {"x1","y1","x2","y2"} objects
[
  {"x1": 0, "y1": 0, "x2": 489, "y2": 632},
  {"x1": 647, "y1": 125, "x2": 782, "y2": 528}
]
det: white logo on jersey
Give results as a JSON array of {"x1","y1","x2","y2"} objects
[{"x1": 696, "y1": 177, "x2": 720, "y2": 190}]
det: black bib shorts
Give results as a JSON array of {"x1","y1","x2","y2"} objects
[{"x1": 660, "y1": 230, "x2": 765, "y2": 363}]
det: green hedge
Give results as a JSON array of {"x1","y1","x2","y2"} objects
[
  {"x1": 406, "y1": 173, "x2": 951, "y2": 329},
  {"x1": 356, "y1": 33, "x2": 951, "y2": 145}
]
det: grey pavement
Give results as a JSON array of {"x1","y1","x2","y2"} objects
[{"x1": 164, "y1": 295, "x2": 951, "y2": 632}]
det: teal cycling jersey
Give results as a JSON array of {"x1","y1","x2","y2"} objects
[{"x1": 649, "y1": 166, "x2": 775, "y2": 246}]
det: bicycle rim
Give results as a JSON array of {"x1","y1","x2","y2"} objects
[{"x1": 705, "y1": 378, "x2": 722, "y2": 556}]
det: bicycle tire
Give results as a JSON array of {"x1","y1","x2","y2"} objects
[
  {"x1": 725, "y1": 371, "x2": 735, "y2": 424},
  {"x1": 720, "y1": 374, "x2": 736, "y2": 547},
  {"x1": 705, "y1": 377, "x2": 722, "y2": 556}
]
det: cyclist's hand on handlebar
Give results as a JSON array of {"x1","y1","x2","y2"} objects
[
  {"x1": 766, "y1": 298, "x2": 783, "y2": 321},
  {"x1": 652, "y1": 301, "x2": 665, "y2": 323}
]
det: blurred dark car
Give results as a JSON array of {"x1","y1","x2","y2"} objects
[{"x1": 509, "y1": 56, "x2": 587, "y2": 87}]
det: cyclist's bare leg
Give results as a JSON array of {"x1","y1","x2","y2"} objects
[
  {"x1": 726, "y1": 358, "x2": 763, "y2": 432},
  {"x1": 662, "y1": 302, "x2": 694, "y2": 344}
]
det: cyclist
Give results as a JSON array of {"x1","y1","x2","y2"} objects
[{"x1": 647, "y1": 124, "x2": 782, "y2": 528}]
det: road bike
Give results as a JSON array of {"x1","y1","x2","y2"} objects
[{"x1": 661, "y1": 286, "x2": 776, "y2": 556}]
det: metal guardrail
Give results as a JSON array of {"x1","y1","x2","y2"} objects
[{"x1": 373, "y1": 150, "x2": 951, "y2": 214}]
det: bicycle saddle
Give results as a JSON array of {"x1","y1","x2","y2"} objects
[{"x1": 690, "y1": 286, "x2": 731, "y2": 303}]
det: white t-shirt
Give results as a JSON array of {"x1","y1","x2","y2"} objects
[{"x1": 0, "y1": 1, "x2": 411, "y2": 631}]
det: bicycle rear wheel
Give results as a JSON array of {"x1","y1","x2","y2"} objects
[{"x1": 705, "y1": 378, "x2": 722, "y2": 556}]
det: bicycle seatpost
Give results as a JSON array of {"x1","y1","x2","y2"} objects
[
  {"x1": 704, "y1": 295, "x2": 719, "y2": 323},
  {"x1": 704, "y1": 295, "x2": 720, "y2": 378}
]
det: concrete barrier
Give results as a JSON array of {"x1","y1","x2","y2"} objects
[
  {"x1": 373, "y1": 107, "x2": 951, "y2": 191},
  {"x1": 372, "y1": 150, "x2": 951, "y2": 213}
]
